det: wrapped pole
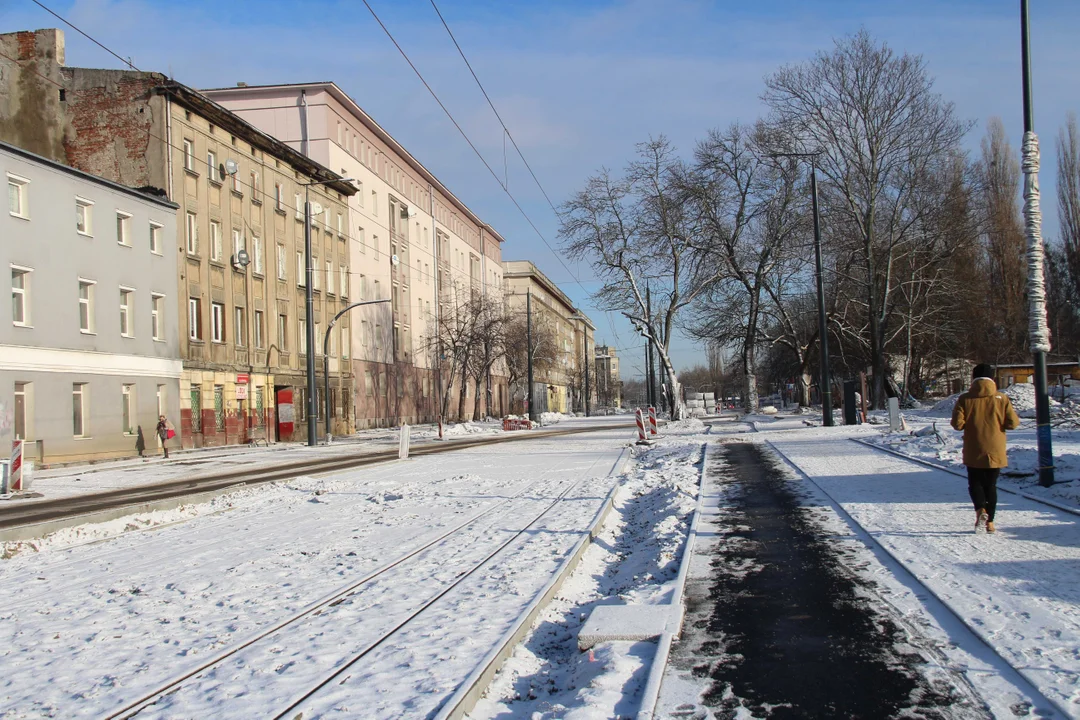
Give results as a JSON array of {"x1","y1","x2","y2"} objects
[{"x1": 1020, "y1": 0, "x2": 1055, "y2": 486}]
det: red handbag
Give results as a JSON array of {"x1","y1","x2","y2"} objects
[{"x1": 167, "y1": 429, "x2": 176, "y2": 439}]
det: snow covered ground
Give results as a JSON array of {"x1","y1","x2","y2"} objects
[{"x1": 5, "y1": 406, "x2": 1080, "y2": 718}]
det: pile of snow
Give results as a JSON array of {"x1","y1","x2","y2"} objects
[
  {"x1": 540, "y1": 411, "x2": 568, "y2": 425},
  {"x1": 927, "y1": 393, "x2": 961, "y2": 417},
  {"x1": 442, "y1": 422, "x2": 497, "y2": 436},
  {"x1": 1003, "y1": 382, "x2": 1059, "y2": 418}
]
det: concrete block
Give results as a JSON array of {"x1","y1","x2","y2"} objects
[{"x1": 577, "y1": 604, "x2": 669, "y2": 650}]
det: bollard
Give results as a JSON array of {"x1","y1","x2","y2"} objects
[
  {"x1": 9, "y1": 440, "x2": 24, "y2": 493},
  {"x1": 398, "y1": 424, "x2": 411, "y2": 460},
  {"x1": 635, "y1": 409, "x2": 652, "y2": 445},
  {"x1": 648, "y1": 406, "x2": 658, "y2": 436}
]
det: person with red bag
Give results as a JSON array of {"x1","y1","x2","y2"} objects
[{"x1": 156, "y1": 415, "x2": 175, "y2": 459}]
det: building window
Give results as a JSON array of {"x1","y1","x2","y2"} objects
[
  {"x1": 276, "y1": 243, "x2": 287, "y2": 280},
  {"x1": 340, "y1": 266, "x2": 349, "y2": 298},
  {"x1": 325, "y1": 260, "x2": 334, "y2": 295},
  {"x1": 337, "y1": 212, "x2": 344, "y2": 235},
  {"x1": 119, "y1": 287, "x2": 134, "y2": 337},
  {"x1": 251, "y1": 171, "x2": 262, "y2": 203},
  {"x1": 186, "y1": 212, "x2": 198, "y2": 254},
  {"x1": 78, "y1": 279, "x2": 94, "y2": 333},
  {"x1": 207, "y1": 150, "x2": 218, "y2": 182},
  {"x1": 299, "y1": 318, "x2": 307, "y2": 354},
  {"x1": 211, "y1": 302, "x2": 225, "y2": 343},
  {"x1": 14, "y1": 382, "x2": 29, "y2": 440},
  {"x1": 116, "y1": 211, "x2": 131, "y2": 246},
  {"x1": 151, "y1": 293, "x2": 164, "y2": 340},
  {"x1": 214, "y1": 384, "x2": 225, "y2": 430},
  {"x1": 188, "y1": 297, "x2": 202, "y2": 340},
  {"x1": 371, "y1": 190, "x2": 378, "y2": 215},
  {"x1": 11, "y1": 267, "x2": 30, "y2": 326},
  {"x1": 8, "y1": 174, "x2": 28, "y2": 219},
  {"x1": 232, "y1": 228, "x2": 244, "y2": 261},
  {"x1": 254, "y1": 309, "x2": 264, "y2": 348},
  {"x1": 76, "y1": 197, "x2": 93, "y2": 235},
  {"x1": 190, "y1": 384, "x2": 202, "y2": 433},
  {"x1": 294, "y1": 192, "x2": 303, "y2": 220},
  {"x1": 235, "y1": 306, "x2": 246, "y2": 347},
  {"x1": 210, "y1": 220, "x2": 222, "y2": 262},
  {"x1": 297, "y1": 251, "x2": 305, "y2": 287},
  {"x1": 255, "y1": 386, "x2": 265, "y2": 427},
  {"x1": 312, "y1": 258, "x2": 321, "y2": 291},
  {"x1": 157, "y1": 384, "x2": 167, "y2": 418},
  {"x1": 122, "y1": 384, "x2": 136, "y2": 435},
  {"x1": 275, "y1": 183, "x2": 284, "y2": 211},
  {"x1": 278, "y1": 313, "x2": 288, "y2": 350},
  {"x1": 150, "y1": 221, "x2": 163, "y2": 254},
  {"x1": 73, "y1": 383, "x2": 89, "y2": 438},
  {"x1": 183, "y1": 139, "x2": 195, "y2": 171},
  {"x1": 252, "y1": 236, "x2": 264, "y2": 275},
  {"x1": 358, "y1": 226, "x2": 365, "y2": 255},
  {"x1": 329, "y1": 323, "x2": 337, "y2": 357},
  {"x1": 315, "y1": 321, "x2": 322, "y2": 355}
]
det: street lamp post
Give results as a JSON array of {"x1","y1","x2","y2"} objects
[
  {"x1": 302, "y1": 177, "x2": 353, "y2": 447},
  {"x1": 1020, "y1": 0, "x2": 1055, "y2": 486},
  {"x1": 323, "y1": 299, "x2": 391, "y2": 441},
  {"x1": 770, "y1": 151, "x2": 834, "y2": 426}
]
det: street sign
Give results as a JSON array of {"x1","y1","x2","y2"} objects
[
  {"x1": 235, "y1": 384, "x2": 249, "y2": 400},
  {"x1": 237, "y1": 373, "x2": 249, "y2": 384}
]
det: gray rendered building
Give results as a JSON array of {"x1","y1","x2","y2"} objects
[{"x1": 2, "y1": 141, "x2": 180, "y2": 463}]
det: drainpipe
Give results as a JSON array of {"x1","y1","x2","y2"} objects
[{"x1": 299, "y1": 89, "x2": 309, "y2": 158}]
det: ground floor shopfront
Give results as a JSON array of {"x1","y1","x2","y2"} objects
[
  {"x1": 179, "y1": 367, "x2": 353, "y2": 448},
  {"x1": 0, "y1": 349, "x2": 182, "y2": 465}
]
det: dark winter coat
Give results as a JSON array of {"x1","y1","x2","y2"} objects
[
  {"x1": 950, "y1": 378, "x2": 1021, "y2": 468},
  {"x1": 156, "y1": 420, "x2": 169, "y2": 443},
  {"x1": 135, "y1": 427, "x2": 146, "y2": 453}
]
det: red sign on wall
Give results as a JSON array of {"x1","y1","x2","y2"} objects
[{"x1": 236, "y1": 373, "x2": 250, "y2": 384}]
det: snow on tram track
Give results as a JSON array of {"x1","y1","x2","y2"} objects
[{"x1": 99, "y1": 467, "x2": 605, "y2": 720}]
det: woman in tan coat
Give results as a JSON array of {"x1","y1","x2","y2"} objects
[{"x1": 950, "y1": 363, "x2": 1020, "y2": 533}]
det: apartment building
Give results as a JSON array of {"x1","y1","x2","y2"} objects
[
  {"x1": 1, "y1": 140, "x2": 180, "y2": 463},
  {"x1": 502, "y1": 261, "x2": 595, "y2": 415},
  {"x1": 201, "y1": 82, "x2": 509, "y2": 426},
  {"x1": 594, "y1": 345, "x2": 623, "y2": 408},
  {"x1": 0, "y1": 29, "x2": 357, "y2": 447}
]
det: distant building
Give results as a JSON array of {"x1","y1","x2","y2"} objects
[
  {"x1": 502, "y1": 261, "x2": 594, "y2": 414},
  {"x1": 0, "y1": 28, "x2": 356, "y2": 447},
  {"x1": 594, "y1": 345, "x2": 622, "y2": 408},
  {"x1": 1, "y1": 140, "x2": 180, "y2": 463}
]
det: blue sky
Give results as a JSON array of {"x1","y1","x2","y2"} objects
[{"x1": 4, "y1": 0, "x2": 1080, "y2": 379}]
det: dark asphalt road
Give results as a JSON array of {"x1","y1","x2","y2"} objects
[{"x1": 667, "y1": 442, "x2": 981, "y2": 719}]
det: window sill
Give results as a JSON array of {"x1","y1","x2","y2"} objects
[
  {"x1": 77, "y1": 230, "x2": 93, "y2": 238},
  {"x1": 80, "y1": 330, "x2": 96, "y2": 336},
  {"x1": 252, "y1": 198, "x2": 263, "y2": 207},
  {"x1": 187, "y1": 252, "x2": 201, "y2": 259},
  {"x1": 253, "y1": 272, "x2": 264, "y2": 279},
  {"x1": 212, "y1": 340, "x2": 225, "y2": 345},
  {"x1": 13, "y1": 323, "x2": 33, "y2": 329},
  {"x1": 209, "y1": 259, "x2": 227, "y2": 268},
  {"x1": 118, "y1": 242, "x2": 132, "y2": 248},
  {"x1": 231, "y1": 190, "x2": 244, "y2": 199},
  {"x1": 208, "y1": 179, "x2": 223, "y2": 189},
  {"x1": 153, "y1": 338, "x2": 166, "y2": 343},
  {"x1": 73, "y1": 436, "x2": 93, "y2": 441},
  {"x1": 188, "y1": 338, "x2": 205, "y2": 344},
  {"x1": 121, "y1": 334, "x2": 135, "y2": 339},
  {"x1": 9, "y1": 212, "x2": 29, "y2": 221},
  {"x1": 274, "y1": 208, "x2": 286, "y2": 216},
  {"x1": 183, "y1": 168, "x2": 200, "y2": 179},
  {"x1": 151, "y1": 250, "x2": 163, "y2": 257}
]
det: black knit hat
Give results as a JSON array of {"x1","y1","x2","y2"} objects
[{"x1": 972, "y1": 363, "x2": 994, "y2": 380}]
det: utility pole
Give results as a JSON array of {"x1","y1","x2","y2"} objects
[
  {"x1": 811, "y1": 165, "x2": 834, "y2": 426},
  {"x1": 1020, "y1": 0, "x2": 1055, "y2": 486},
  {"x1": 526, "y1": 289, "x2": 536, "y2": 423},
  {"x1": 304, "y1": 184, "x2": 317, "y2": 446}
]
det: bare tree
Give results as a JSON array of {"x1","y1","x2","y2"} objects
[
  {"x1": 561, "y1": 138, "x2": 734, "y2": 419},
  {"x1": 763, "y1": 30, "x2": 969, "y2": 407},
  {"x1": 1058, "y1": 113, "x2": 1080, "y2": 320},
  {"x1": 503, "y1": 310, "x2": 560, "y2": 414},
  {"x1": 465, "y1": 294, "x2": 507, "y2": 421}
]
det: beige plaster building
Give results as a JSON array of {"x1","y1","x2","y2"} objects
[
  {"x1": 202, "y1": 82, "x2": 509, "y2": 426},
  {"x1": 503, "y1": 261, "x2": 594, "y2": 415},
  {"x1": 0, "y1": 29, "x2": 357, "y2": 447}
]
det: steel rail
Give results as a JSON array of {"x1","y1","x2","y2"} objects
[{"x1": 103, "y1": 476, "x2": 553, "y2": 720}]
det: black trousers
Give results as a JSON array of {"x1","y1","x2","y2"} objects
[{"x1": 967, "y1": 467, "x2": 1000, "y2": 521}]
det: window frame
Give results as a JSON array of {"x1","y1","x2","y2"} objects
[
  {"x1": 209, "y1": 220, "x2": 223, "y2": 262},
  {"x1": 252, "y1": 235, "x2": 264, "y2": 276},
  {"x1": 207, "y1": 150, "x2": 219, "y2": 183},
  {"x1": 116, "y1": 210, "x2": 132, "y2": 246},
  {"x1": 119, "y1": 286, "x2": 135, "y2": 338},
  {"x1": 186, "y1": 212, "x2": 199, "y2": 255},
  {"x1": 75, "y1": 197, "x2": 94, "y2": 236},
  {"x1": 151, "y1": 292, "x2": 165, "y2": 341},
  {"x1": 149, "y1": 221, "x2": 163, "y2": 254},
  {"x1": 234, "y1": 305, "x2": 246, "y2": 347},
  {"x1": 122, "y1": 383, "x2": 136, "y2": 435},
  {"x1": 276, "y1": 243, "x2": 287, "y2": 281},
  {"x1": 7, "y1": 173, "x2": 29, "y2": 219},
  {"x1": 11, "y1": 265, "x2": 31, "y2": 327},
  {"x1": 211, "y1": 301, "x2": 225, "y2": 344},
  {"x1": 183, "y1": 138, "x2": 196, "y2": 172},
  {"x1": 72, "y1": 382, "x2": 89, "y2": 438},
  {"x1": 188, "y1": 296, "x2": 203, "y2": 341},
  {"x1": 254, "y1": 309, "x2": 264, "y2": 349},
  {"x1": 78, "y1": 278, "x2": 96, "y2": 334}
]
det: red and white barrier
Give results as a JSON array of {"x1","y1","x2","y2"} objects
[
  {"x1": 9, "y1": 439, "x2": 24, "y2": 493},
  {"x1": 502, "y1": 417, "x2": 533, "y2": 431},
  {"x1": 635, "y1": 409, "x2": 648, "y2": 443},
  {"x1": 648, "y1": 406, "x2": 658, "y2": 436}
]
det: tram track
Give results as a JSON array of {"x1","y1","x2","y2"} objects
[
  {"x1": 98, "y1": 452, "x2": 612, "y2": 719},
  {"x1": 0, "y1": 422, "x2": 635, "y2": 534}
]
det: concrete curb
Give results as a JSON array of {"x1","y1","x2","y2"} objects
[
  {"x1": 850, "y1": 438, "x2": 1080, "y2": 519},
  {"x1": 0, "y1": 484, "x2": 248, "y2": 543},
  {"x1": 634, "y1": 438, "x2": 711, "y2": 720},
  {"x1": 432, "y1": 445, "x2": 635, "y2": 720}
]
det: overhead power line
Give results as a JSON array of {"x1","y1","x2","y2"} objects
[{"x1": 28, "y1": 0, "x2": 137, "y2": 70}]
